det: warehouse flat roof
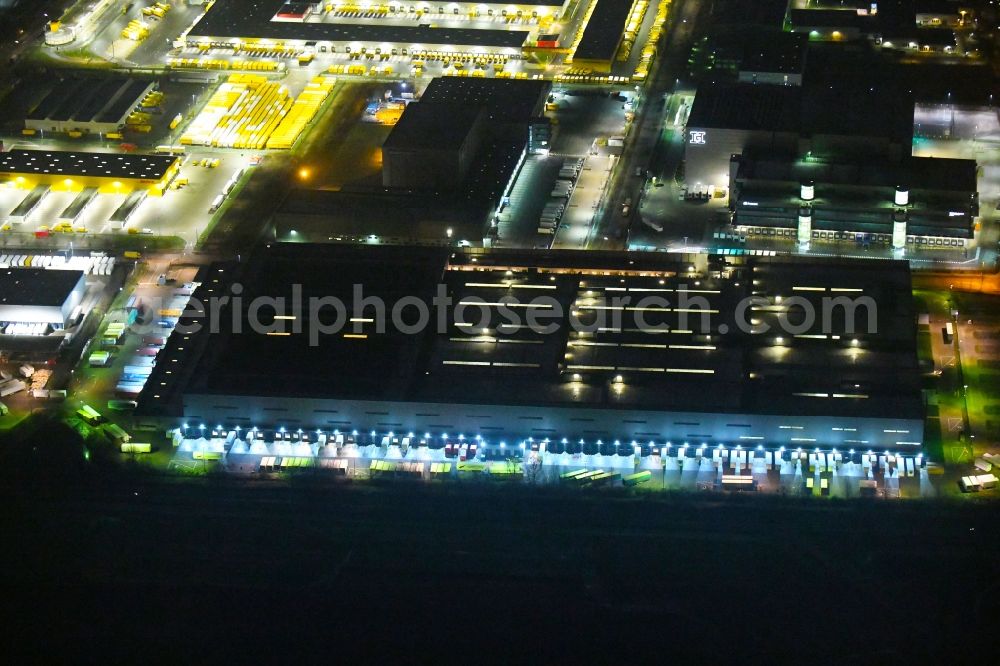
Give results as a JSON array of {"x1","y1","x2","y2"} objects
[
  {"x1": 735, "y1": 154, "x2": 977, "y2": 193},
  {"x1": 573, "y1": 0, "x2": 633, "y2": 62},
  {"x1": 382, "y1": 102, "x2": 483, "y2": 152},
  {"x1": 27, "y1": 76, "x2": 152, "y2": 125},
  {"x1": 0, "y1": 150, "x2": 177, "y2": 181},
  {"x1": 687, "y1": 81, "x2": 802, "y2": 131},
  {"x1": 166, "y1": 245, "x2": 921, "y2": 421},
  {"x1": 419, "y1": 77, "x2": 550, "y2": 124},
  {"x1": 740, "y1": 31, "x2": 808, "y2": 74},
  {"x1": 189, "y1": 0, "x2": 530, "y2": 47},
  {"x1": 0, "y1": 268, "x2": 83, "y2": 308}
]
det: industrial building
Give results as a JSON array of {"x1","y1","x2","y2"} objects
[
  {"x1": 185, "y1": 0, "x2": 570, "y2": 54},
  {"x1": 571, "y1": 0, "x2": 641, "y2": 73},
  {"x1": 788, "y1": 0, "x2": 965, "y2": 49},
  {"x1": 274, "y1": 77, "x2": 550, "y2": 245},
  {"x1": 730, "y1": 153, "x2": 978, "y2": 248},
  {"x1": 0, "y1": 268, "x2": 86, "y2": 331},
  {"x1": 683, "y1": 81, "x2": 803, "y2": 192},
  {"x1": 0, "y1": 149, "x2": 179, "y2": 195},
  {"x1": 139, "y1": 244, "x2": 924, "y2": 450},
  {"x1": 685, "y1": 79, "x2": 917, "y2": 191},
  {"x1": 24, "y1": 76, "x2": 155, "y2": 136},
  {"x1": 382, "y1": 77, "x2": 549, "y2": 189}
]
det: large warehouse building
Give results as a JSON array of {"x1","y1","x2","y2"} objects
[
  {"x1": 185, "y1": 0, "x2": 570, "y2": 54},
  {"x1": 730, "y1": 153, "x2": 978, "y2": 248},
  {"x1": 273, "y1": 77, "x2": 550, "y2": 245},
  {"x1": 139, "y1": 244, "x2": 924, "y2": 450},
  {"x1": 0, "y1": 268, "x2": 85, "y2": 330},
  {"x1": 382, "y1": 77, "x2": 549, "y2": 189},
  {"x1": 0, "y1": 149, "x2": 179, "y2": 195},
  {"x1": 683, "y1": 76, "x2": 977, "y2": 247}
]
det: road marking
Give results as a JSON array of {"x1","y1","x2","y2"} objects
[{"x1": 948, "y1": 417, "x2": 963, "y2": 431}]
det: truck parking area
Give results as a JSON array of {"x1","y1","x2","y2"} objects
[{"x1": 167, "y1": 426, "x2": 940, "y2": 498}]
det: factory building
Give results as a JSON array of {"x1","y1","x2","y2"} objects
[{"x1": 139, "y1": 244, "x2": 924, "y2": 450}]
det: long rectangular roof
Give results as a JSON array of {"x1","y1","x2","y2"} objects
[
  {"x1": 165, "y1": 245, "x2": 921, "y2": 421},
  {"x1": 0, "y1": 150, "x2": 177, "y2": 181},
  {"x1": 687, "y1": 81, "x2": 802, "y2": 132},
  {"x1": 735, "y1": 154, "x2": 978, "y2": 193},
  {"x1": 189, "y1": 0, "x2": 530, "y2": 48},
  {"x1": 573, "y1": 0, "x2": 633, "y2": 62}
]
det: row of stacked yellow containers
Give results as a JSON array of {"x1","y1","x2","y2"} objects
[
  {"x1": 180, "y1": 74, "x2": 292, "y2": 149},
  {"x1": 618, "y1": 0, "x2": 649, "y2": 63},
  {"x1": 266, "y1": 76, "x2": 336, "y2": 149},
  {"x1": 167, "y1": 57, "x2": 282, "y2": 72}
]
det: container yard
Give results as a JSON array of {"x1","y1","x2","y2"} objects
[{"x1": 181, "y1": 73, "x2": 335, "y2": 150}]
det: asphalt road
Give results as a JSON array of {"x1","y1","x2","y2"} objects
[{"x1": 593, "y1": 0, "x2": 702, "y2": 249}]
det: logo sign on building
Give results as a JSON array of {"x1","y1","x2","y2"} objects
[{"x1": 689, "y1": 131, "x2": 706, "y2": 145}]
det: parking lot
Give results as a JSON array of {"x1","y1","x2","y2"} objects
[{"x1": 70, "y1": 256, "x2": 202, "y2": 421}]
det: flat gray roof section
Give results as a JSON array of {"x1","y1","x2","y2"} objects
[
  {"x1": 419, "y1": 77, "x2": 551, "y2": 124},
  {"x1": 573, "y1": 0, "x2": 633, "y2": 62},
  {"x1": 687, "y1": 81, "x2": 803, "y2": 132},
  {"x1": 382, "y1": 102, "x2": 484, "y2": 152},
  {"x1": 189, "y1": 0, "x2": 530, "y2": 47},
  {"x1": 736, "y1": 154, "x2": 978, "y2": 194},
  {"x1": 0, "y1": 150, "x2": 177, "y2": 181},
  {"x1": 172, "y1": 245, "x2": 922, "y2": 421},
  {"x1": 0, "y1": 268, "x2": 84, "y2": 308}
]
